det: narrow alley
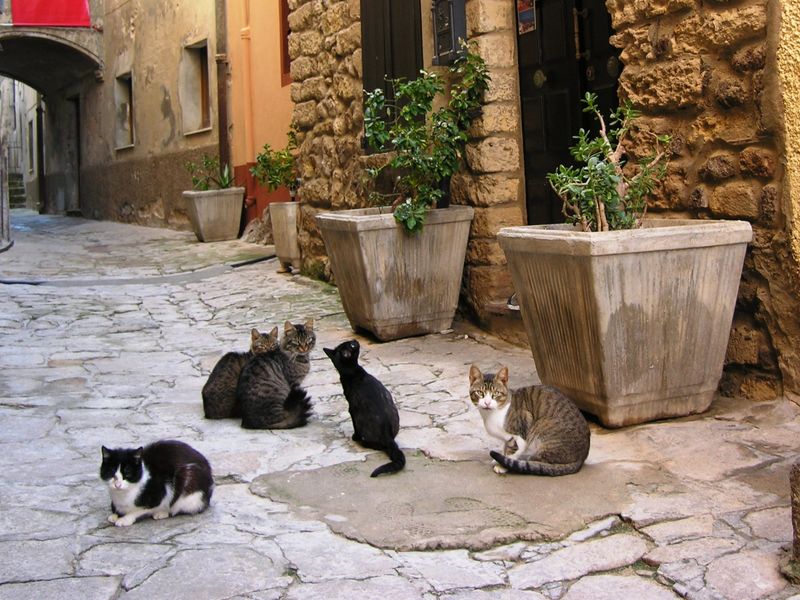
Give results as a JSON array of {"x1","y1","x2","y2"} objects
[{"x1": 0, "y1": 210, "x2": 797, "y2": 599}]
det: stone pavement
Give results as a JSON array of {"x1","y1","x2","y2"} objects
[{"x1": 1, "y1": 209, "x2": 799, "y2": 599}]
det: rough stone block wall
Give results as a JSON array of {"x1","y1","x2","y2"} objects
[
  {"x1": 289, "y1": 0, "x2": 799, "y2": 400},
  {"x1": 607, "y1": 0, "x2": 799, "y2": 400},
  {"x1": 289, "y1": 0, "x2": 524, "y2": 310}
]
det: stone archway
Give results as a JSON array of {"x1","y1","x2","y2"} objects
[
  {"x1": 0, "y1": 28, "x2": 102, "y2": 216},
  {"x1": 0, "y1": 29, "x2": 102, "y2": 94}
]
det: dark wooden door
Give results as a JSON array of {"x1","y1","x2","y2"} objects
[{"x1": 517, "y1": 0, "x2": 619, "y2": 225}]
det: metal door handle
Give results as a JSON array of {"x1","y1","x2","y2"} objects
[{"x1": 572, "y1": 8, "x2": 589, "y2": 60}]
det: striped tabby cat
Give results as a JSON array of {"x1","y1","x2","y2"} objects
[
  {"x1": 280, "y1": 319, "x2": 316, "y2": 385},
  {"x1": 236, "y1": 345, "x2": 312, "y2": 430},
  {"x1": 469, "y1": 365, "x2": 590, "y2": 476},
  {"x1": 202, "y1": 327, "x2": 279, "y2": 419}
]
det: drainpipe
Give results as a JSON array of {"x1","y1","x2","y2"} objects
[
  {"x1": 215, "y1": 0, "x2": 230, "y2": 170},
  {"x1": 240, "y1": 0, "x2": 255, "y2": 163},
  {"x1": 239, "y1": 0, "x2": 256, "y2": 209}
]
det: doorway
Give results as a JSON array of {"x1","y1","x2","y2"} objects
[{"x1": 516, "y1": 0, "x2": 620, "y2": 225}]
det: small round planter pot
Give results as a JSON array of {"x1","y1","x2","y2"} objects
[
  {"x1": 498, "y1": 219, "x2": 753, "y2": 428},
  {"x1": 316, "y1": 205, "x2": 474, "y2": 341},
  {"x1": 183, "y1": 187, "x2": 245, "y2": 242}
]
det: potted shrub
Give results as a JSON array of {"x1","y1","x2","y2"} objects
[
  {"x1": 251, "y1": 130, "x2": 301, "y2": 273},
  {"x1": 316, "y1": 44, "x2": 489, "y2": 341},
  {"x1": 497, "y1": 93, "x2": 752, "y2": 428},
  {"x1": 183, "y1": 154, "x2": 244, "y2": 242}
]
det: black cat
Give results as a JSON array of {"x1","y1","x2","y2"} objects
[
  {"x1": 100, "y1": 440, "x2": 213, "y2": 527},
  {"x1": 323, "y1": 339, "x2": 405, "y2": 477}
]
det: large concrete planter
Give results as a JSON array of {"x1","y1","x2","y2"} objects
[
  {"x1": 183, "y1": 187, "x2": 244, "y2": 242},
  {"x1": 316, "y1": 205, "x2": 474, "y2": 341},
  {"x1": 498, "y1": 219, "x2": 753, "y2": 428},
  {"x1": 270, "y1": 201, "x2": 301, "y2": 272}
]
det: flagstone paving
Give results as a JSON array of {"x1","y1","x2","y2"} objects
[{"x1": 1, "y1": 209, "x2": 799, "y2": 599}]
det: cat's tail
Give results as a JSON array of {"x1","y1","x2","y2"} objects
[
  {"x1": 370, "y1": 439, "x2": 406, "y2": 477},
  {"x1": 241, "y1": 387, "x2": 313, "y2": 429},
  {"x1": 277, "y1": 386, "x2": 313, "y2": 429},
  {"x1": 489, "y1": 450, "x2": 584, "y2": 476}
]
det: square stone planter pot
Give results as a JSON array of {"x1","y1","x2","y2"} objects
[
  {"x1": 183, "y1": 187, "x2": 244, "y2": 242},
  {"x1": 269, "y1": 201, "x2": 301, "y2": 272},
  {"x1": 316, "y1": 205, "x2": 474, "y2": 341},
  {"x1": 498, "y1": 219, "x2": 753, "y2": 428}
]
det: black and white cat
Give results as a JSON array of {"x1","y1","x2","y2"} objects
[{"x1": 100, "y1": 440, "x2": 214, "y2": 527}]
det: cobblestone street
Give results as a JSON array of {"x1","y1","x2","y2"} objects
[{"x1": 1, "y1": 210, "x2": 799, "y2": 599}]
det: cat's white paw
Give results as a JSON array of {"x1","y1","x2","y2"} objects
[
  {"x1": 493, "y1": 464, "x2": 508, "y2": 474},
  {"x1": 107, "y1": 514, "x2": 119, "y2": 524},
  {"x1": 153, "y1": 511, "x2": 169, "y2": 520},
  {"x1": 115, "y1": 514, "x2": 137, "y2": 527}
]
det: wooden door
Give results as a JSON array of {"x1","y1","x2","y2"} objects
[{"x1": 517, "y1": 0, "x2": 619, "y2": 225}]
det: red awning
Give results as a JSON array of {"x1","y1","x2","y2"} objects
[{"x1": 12, "y1": 0, "x2": 91, "y2": 28}]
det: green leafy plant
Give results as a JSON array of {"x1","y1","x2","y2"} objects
[
  {"x1": 185, "y1": 154, "x2": 235, "y2": 191},
  {"x1": 546, "y1": 92, "x2": 672, "y2": 232},
  {"x1": 250, "y1": 129, "x2": 299, "y2": 195},
  {"x1": 363, "y1": 42, "x2": 490, "y2": 233}
]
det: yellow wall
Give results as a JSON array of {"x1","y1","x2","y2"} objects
[
  {"x1": 778, "y1": 0, "x2": 800, "y2": 261},
  {"x1": 227, "y1": 0, "x2": 294, "y2": 167}
]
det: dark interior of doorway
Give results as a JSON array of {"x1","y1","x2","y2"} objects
[{"x1": 517, "y1": 0, "x2": 620, "y2": 225}]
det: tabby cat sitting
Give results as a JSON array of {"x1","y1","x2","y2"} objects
[
  {"x1": 469, "y1": 365, "x2": 590, "y2": 476},
  {"x1": 237, "y1": 336, "x2": 313, "y2": 430},
  {"x1": 202, "y1": 327, "x2": 279, "y2": 419},
  {"x1": 280, "y1": 319, "x2": 316, "y2": 386}
]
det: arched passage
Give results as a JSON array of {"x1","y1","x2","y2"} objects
[
  {"x1": 0, "y1": 29, "x2": 102, "y2": 218},
  {"x1": 0, "y1": 31, "x2": 101, "y2": 95}
]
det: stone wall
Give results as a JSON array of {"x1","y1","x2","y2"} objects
[
  {"x1": 289, "y1": 0, "x2": 524, "y2": 309},
  {"x1": 607, "y1": 0, "x2": 800, "y2": 400},
  {"x1": 289, "y1": 0, "x2": 800, "y2": 400}
]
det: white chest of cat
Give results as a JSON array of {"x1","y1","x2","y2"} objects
[{"x1": 479, "y1": 403, "x2": 512, "y2": 442}]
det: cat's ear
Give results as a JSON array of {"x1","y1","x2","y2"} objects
[
  {"x1": 133, "y1": 447, "x2": 144, "y2": 462},
  {"x1": 496, "y1": 367, "x2": 509, "y2": 386},
  {"x1": 270, "y1": 326, "x2": 279, "y2": 338},
  {"x1": 468, "y1": 364, "x2": 482, "y2": 385},
  {"x1": 305, "y1": 318, "x2": 314, "y2": 331},
  {"x1": 101, "y1": 446, "x2": 110, "y2": 460},
  {"x1": 251, "y1": 329, "x2": 261, "y2": 343},
  {"x1": 284, "y1": 321, "x2": 294, "y2": 334},
  {"x1": 323, "y1": 347, "x2": 334, "y2": 359}
]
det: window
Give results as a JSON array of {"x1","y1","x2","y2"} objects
[
  {"x1": 114, "y1": 73, "x2": 134, "y2": 148},
  {"x1": 280, "y1": 0, "x2": 291, "y2": 86},
  {"x1": 360, "y1": 0, "x2": 423, "y2": 99},
  {"x1": 181, "y1": 41, "x2": 211, "y2": 133}
]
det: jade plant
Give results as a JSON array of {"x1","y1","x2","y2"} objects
[
  {"x1": 184, "y1": 154, "x2": 235, "y2": 191},
  {"x1": 546, "y1": 92, "x2": 672, "y2": 232},
  {"x1": 363, "y1": 42, "x2": 490, "y2": 233},
  {"x1": 250, "y1": 129, "x2": 299, "y2": 196}
]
